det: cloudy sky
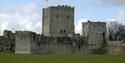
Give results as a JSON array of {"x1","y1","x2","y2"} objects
[{"x1": 0, "y1": 0, "x2": 125, "y2": 35}]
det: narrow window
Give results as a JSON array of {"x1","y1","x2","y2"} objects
[
  {"x1": 60, "y1": 30, "x2": 62, "y2": 33},
  {"x1": 64, "y1": 30, "x2": 66, "y2": 33}
]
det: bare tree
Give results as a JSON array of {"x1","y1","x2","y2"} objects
[{"x1": 107, "y1": 21, "x2": 123, "y2": 41}]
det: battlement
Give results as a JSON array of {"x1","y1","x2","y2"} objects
[
  {"x1": 42, "y1": 5, "x2": 74, "y2": 37},
  {"x1": 16, "y1": 31, "x2": 36, "y2": 35},
  {"x1": 44, "y1": 5, "x2": 74, "y2": 10}
]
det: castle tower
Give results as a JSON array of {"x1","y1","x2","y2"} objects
[
  {"x1": 42, "y1": 5, "x2": 74, "y2": 37},
  {"x1": 82, "y1": 21, "x2": 106, "y2": 51}
]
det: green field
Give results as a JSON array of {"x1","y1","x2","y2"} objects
[{"x1": 0, "y1": 53, "x2": 125, "y2": 63}]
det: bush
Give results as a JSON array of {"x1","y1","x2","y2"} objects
[{"x1": 91, "y1": 49, "x2": 107, "y2": 54}]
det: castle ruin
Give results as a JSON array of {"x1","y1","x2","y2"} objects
[{"x1": 0, "y1": 5, "x2": 125, "y2": 54}]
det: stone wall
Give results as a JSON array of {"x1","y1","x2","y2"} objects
[
  {"x1": 3, "y1": 30, "x2": 15, "y2": 52},
  {"x1": 32, "y1": 36, "x2": 87, "y2": 54},
  {"x1": 14, "y1": 31, "x2": 87, "y2": 54},
  {"x1": 1, "y1": 30, "x2": 125, "y2": 54},
  {"x1": 15, "y1": 31, "x2": 36, "y2": 54},
  {"x1": 0, "y1": 36, "x2": 4, "y2": 51},
  {"x1": 1, "y1": 29, "x2": 124, "y2": 54},
  {"x1": 82, "y1": 21, "x2": 106, "y2": 52},
  {"x1": 107, "y1": 41, "x2": 125, "y2": 54}
]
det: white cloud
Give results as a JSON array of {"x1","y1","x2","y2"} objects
[
  {"x1": 17, "y1": 3, "x2": 37, "y2": 14},
  {"x1": 91, "y1": 0, "x2": 125, "y2": 6},
  {"x1": 0, "y1": 21, "x2": 9, "y2": 34},
  {"x1": 105, "y1": 11, "x2": 125, "y2": 24},
  {"x1": 114, "y1": 11, "x2": 125, "y2": 24},
  {"x1": 41, "y1": 0, "x2": 75, "y2": 8},
  {"x1": 75, "y1": 18, "x2": 88, "y2": 35},
  {"x1": 101, "y1": 0, "x2": 125, "y2": 6},
  {"x1": 75, "y1": 10, "x2": 125, "y2": 36},
  {"x1": 104, "y1": 10, "x2": 125, "y2": 25},
  {"x1": 0, "y1": 3, "x2": 42, "y2": 35}
]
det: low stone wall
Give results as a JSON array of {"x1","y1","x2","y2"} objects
[
  {"x1": 2, "y1": 30, "x2": 125, "y2": 54},
  {"x1": 31, "y1": 37, "x2": 87, "y2": 54},
  {"x1": 14, "y1": 31, "x2": 87, "y2": 54},
  {"x1": 107, "y1": 41, "x2": 125, "y2": 54}
]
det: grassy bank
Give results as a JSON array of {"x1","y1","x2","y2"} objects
[{"x1": 0, "y1": 53, "x2": 125, "y2": 63}]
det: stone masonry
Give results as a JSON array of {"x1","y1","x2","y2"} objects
[
  {"x1": 42, "y1": 5, "x2": 74, "y2": 37},
  {"x1": 82, "y1": 21, "x2": 106, "y2": 52},
  {"x1": 0, "y1": 5, "x2": 125, "y2": 54},
  {"x1": 15, "y1": 31, "x2": 86, "y2": 54}
]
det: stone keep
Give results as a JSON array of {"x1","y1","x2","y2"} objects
[
  {"x1": 82, "y1": 21, "x2": 106, "y2": 50},
  {"x1": 42, "y1": 5, "x2": 74, "y2": 37}
]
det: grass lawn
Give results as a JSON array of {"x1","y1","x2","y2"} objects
[{"x1": 0, "y1": 53, "x2": 125, "y2": 63}]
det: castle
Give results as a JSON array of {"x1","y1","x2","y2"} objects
[{"x1": 0, "y1": 5, "x2": 125, "y2": 54}]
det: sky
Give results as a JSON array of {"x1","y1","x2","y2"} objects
[{"x1": 0, "y1": 0, "x2": 125, "y2": 35}]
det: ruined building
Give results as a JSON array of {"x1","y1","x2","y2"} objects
[
  {"x1": 14, "y1": 5, "x2": 87, "y2": 54},
  {"x1": 0, "y1": 36, "x2": 4, "y2": 51},
  {"x1": 15, "y1": 31, "x2": 86, "y2": 54},
  {"x1": 0, "y1": 5, "x2": 125, "y2": 54},
  {"x1": 82, "y1": 21, "x2": 106, "y2": 48},
  {"x1": 82, "y1": 21, "x2": 107, "y2": 52},
  {"x1": 0, "y1": 30, "x2": 15, "y2": 52}
]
